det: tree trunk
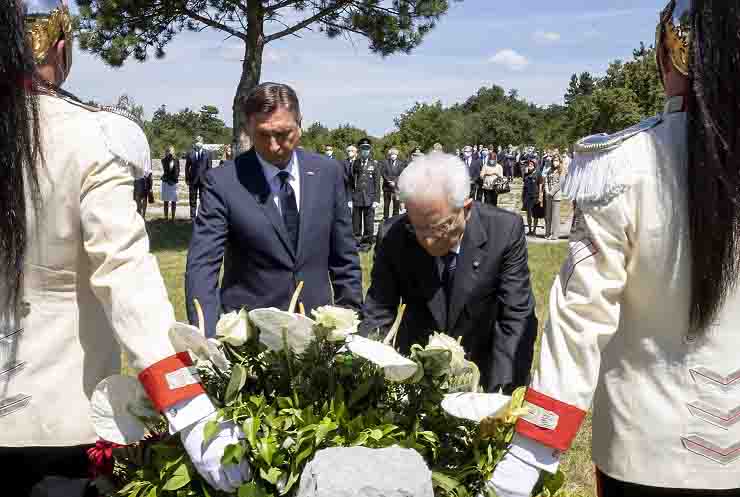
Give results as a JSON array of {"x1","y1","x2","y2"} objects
[{"x1": 232, "y1": 3, "x2": 265, "y2": 155}]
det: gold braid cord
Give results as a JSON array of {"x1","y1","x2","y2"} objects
[{"x1": 25, "y1": 5, "x2": 72, "y2": 64}]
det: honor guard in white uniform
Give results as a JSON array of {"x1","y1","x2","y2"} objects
[
  {"x1": 1, "y1": 1, "x2": 249, "y2": 494},
  {"x1": 485, "y1": 1, "x2": 740, "y2": 496}
]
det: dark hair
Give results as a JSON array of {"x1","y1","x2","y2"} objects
[
  {"x1": 243, "y1": 82, "x2": 301, "y2": 125},
  {"x1": 0, "y1": 0, "x2": 41, "y2": 312},
  {"x1": 687, "y1": 0, "x2": 740, "y2": 332}
]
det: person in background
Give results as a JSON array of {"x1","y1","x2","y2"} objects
[
  {"x1": 461, "y1": 145, "x2": 482, "y2": 200},
  {"x1": 352, "y1": 137, "x2": 381, "y2": 251},
  {"x1": 521, "y1": 160, "x2": 541, "y2": 236},
  {"x1": 1, "y1": 1, "x2": 249, "y2": 494},
  {"x1": 361, "y1": 152, "x2": 537, "y2": 394},
  {"x1": 219, "y1": 145, "x2": 234, "y2": 167},
  {"x1": 479, "y1": 151, "x2": 504, "y2": 207},
  {"x1": 185, "y1": 135, "x2": 211, "y2": 220},
  {"x1": 381, "y1": 147, "x2": 405, "y2": 220},
  {"x1": 134, "y1": 155, "x2": 152, "y2": 219},
  {"x1": 543, "y1": 154, "x2": 562, "y2": 240},
  {"x1": 161, "y1": 145, "x2": 180, "y2": 221},
  {"x1": 432, "y1": 142, "x2": 444, "y2": 153},
  {"x1": 344, "y1": 145, "x2": 357, "y2": 211},
  {"x1": 324, "y1": 144, "x2": 335, "y2": 159}
]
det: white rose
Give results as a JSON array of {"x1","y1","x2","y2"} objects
[
  {"x1": 216, "y1": 308, "x2": 252, "y2": 346},
  {"x1": 427, "y1": 332, "x2": 467, "y2": 373},
  {"x1": 311, "y1": 306, "x2": 359, "y2": 342}
]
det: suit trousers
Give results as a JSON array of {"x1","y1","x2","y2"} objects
[
  {"x1": 596, "y1": 468, "x2": 740, "y2": 497},
  {"x1": 189, "y1": 183, "x2": 201, "y2": 219},
  {"x1": 353, "y1": 205, "x2": 375, "y2": 248},
  {"x1": 545, "y1": 196, "x2": 560, "y2": 239},
  {"x1": 383, "y1": 191, "x2": 400, "y2": 220}
]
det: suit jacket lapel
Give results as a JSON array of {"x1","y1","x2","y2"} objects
[
  {"x1": 448, "y1": 205, "x2": 488, "y2": 330},
  {"x1": 296, "y1": 150, "x2": 317, "y2": 261},
  {"x1": 236, "y1": 150, "x2": 296, "y2": 260}
]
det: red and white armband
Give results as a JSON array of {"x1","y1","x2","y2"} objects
[
  {"x1": 138, "y1": 352, "x2": 215, "y2": 432},
  {"x1": 515, "y1": 388, "x2": 587, "y2": 452}
]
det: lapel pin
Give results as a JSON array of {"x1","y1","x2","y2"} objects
[{"x1": 473, "y1": 261, "x2": 480, "y2": 269}]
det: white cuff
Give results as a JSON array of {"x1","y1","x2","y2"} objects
[
  {"x1": 164, "y1": 393, "x2": 217, "y2": 434},
  {"x1": 508, "y1": 433, "x2": 561, "y2": 474}
]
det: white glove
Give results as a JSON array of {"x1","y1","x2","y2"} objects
[
  {"x1": 348, "y1": 201, "x2": 353, "y2": 209},
  {"x1": 180, "y1": 412, "x2": 252, "y2": 492},
  {"x1": 479, "y1": 452, "x2": 540, "y2": 497},
  {"x1": 372, "y1": 202, "x2": 379, "y2": 209},
  {"x1": 165, "y1": 394, "x2": 251, "y2": 493}
]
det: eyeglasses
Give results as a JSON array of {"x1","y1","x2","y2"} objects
[{"x1": 406, "y1": 210, "x2": 464, "y2": 239}]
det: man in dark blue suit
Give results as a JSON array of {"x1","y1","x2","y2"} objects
[
  {"x1": 185, "y1": 83, "x2": 363, "y2": 337},
  {"x1": 185, "y1": 135, "x2": 212, "y2": 220}
]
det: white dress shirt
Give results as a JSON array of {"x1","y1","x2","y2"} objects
[{"x1": 257, "y1": 151, "x2": 301, "y2": 215}]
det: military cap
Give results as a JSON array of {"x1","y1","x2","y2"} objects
[{"x1": 357, "y1": 137, "x2": 372, "y2": 149}]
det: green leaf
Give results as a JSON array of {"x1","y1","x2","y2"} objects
[
  {"x1": 203, "y1": 419, "x2": 220, "y2": 446},
  {"x1": 315, "y1": 419, "x2": 338, "y2": 445},
  {"x1": 238, "y1": 481, "x2": 271, "y2": 497},
  {"x1": 222, "y1": 442, "x2": 246, "y2": 465},
  {"x1": 431, "y1": 472, "x2": 468, "y2": 496},
  {"x1": 348, "y1": 379, "x2": 373, "y2": 407},
  {"x1": 280, "y1": 471, "x2": 301, "y2": 495},
  {"x1": 146, "y1": 486, "x2": 158, "y2": 497},
  {"x1": 260, "y1": 467, "x2": 283, "y2": 485},
  {"x1": 162, "y1": 462, "x2": 191, "y2": 491},
  {"x1": 295, "y1": 445, "x2": 314, "y2": 465},
  {"x1": 541, "y1": 469, "x2": 566, "y2": 495},
  {"x1": 244, "y1": 416, "x2": 261, "y2": 448},
  {"x1": 258, "y1": 438, "x2": 277, "y2": 466},
  {"x1": 226, "y1": 364, "x2": 248, "y2": 404}
]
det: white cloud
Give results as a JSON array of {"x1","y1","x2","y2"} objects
[
  {"x1": 533, "y1": 30, "x2": 561, "y2": 44},
  {"x1": 488, "y1": 49, "x2": 530, "y2": 71}
]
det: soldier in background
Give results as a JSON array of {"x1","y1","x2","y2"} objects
[{"x1": 352, "y1": 138, "x2": 380, "y2": 251}]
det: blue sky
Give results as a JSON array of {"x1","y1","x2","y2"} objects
[{"x1": 66, "y1": 0, "x2": 666, "y2": 136}]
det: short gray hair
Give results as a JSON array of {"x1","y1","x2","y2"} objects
[{"x1": 398, "y1": 152, "x2": 470, "y2": 209}]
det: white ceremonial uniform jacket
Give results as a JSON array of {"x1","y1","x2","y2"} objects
[
  {"x1": 0, "y1": 94, "x2": 177, "y2": 447},
  {"x1": 516, "y1": 96, "x2": 740, "y2": 489}
]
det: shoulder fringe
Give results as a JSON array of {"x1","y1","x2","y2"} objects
[
  {"x1": 96, "y1": 111, "x2": 152, "y2": 179},
  {"x1": 562, "y1": 146, "x2": 634, "y2": 207}
]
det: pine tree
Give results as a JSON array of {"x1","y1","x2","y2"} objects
[{"x1": 76, "y1": 0, "x2": 458, "y2": 153}]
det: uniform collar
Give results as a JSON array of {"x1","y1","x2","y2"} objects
[{"x1": 664, "y1": 95, "x2": 687, "y2": 115}]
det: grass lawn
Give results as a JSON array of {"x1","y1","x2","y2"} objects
[{"x1": 147, "y1": 218, "x2": 594, "y2": 497}]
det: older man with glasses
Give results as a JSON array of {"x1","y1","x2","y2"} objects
[{"x1": 360, "y1": 152, "x2": 538, "y2": 394}]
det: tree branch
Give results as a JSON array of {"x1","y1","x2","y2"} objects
[
  {"x1": 264, "y1": 0, "x2": 302, "y2": 14},
  {"x1": 264, "y1": 0, "x2": 353, "y2": 43},
  {"x1": 183, "y1": 7, "x2": 248, "y2": 40}
]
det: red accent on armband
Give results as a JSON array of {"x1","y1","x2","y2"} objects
[
  {"x1": 138, "y1": 352, "x2": 205, "y2": 412},
  {"x1": 515, "y1": 388, "x2": 587, "y2": 452}
]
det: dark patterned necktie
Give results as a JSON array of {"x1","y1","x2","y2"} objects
[
  {"x1": 441, "y1": 252, "x2": 458, "y2": 302},
  {"x1": 278, "y1": 171, "x2": 299, "y2": 251}
]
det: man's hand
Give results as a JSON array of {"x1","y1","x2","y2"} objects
[
  {"x1": 479, "y1": 452, "x2": 540, "y2": 497},
  {"x1": 372, "y1": 202, "x2": 379, "y2": 209},
  {"x1": 180, "y1": 413, "x2": 252, "y2": 492}
]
